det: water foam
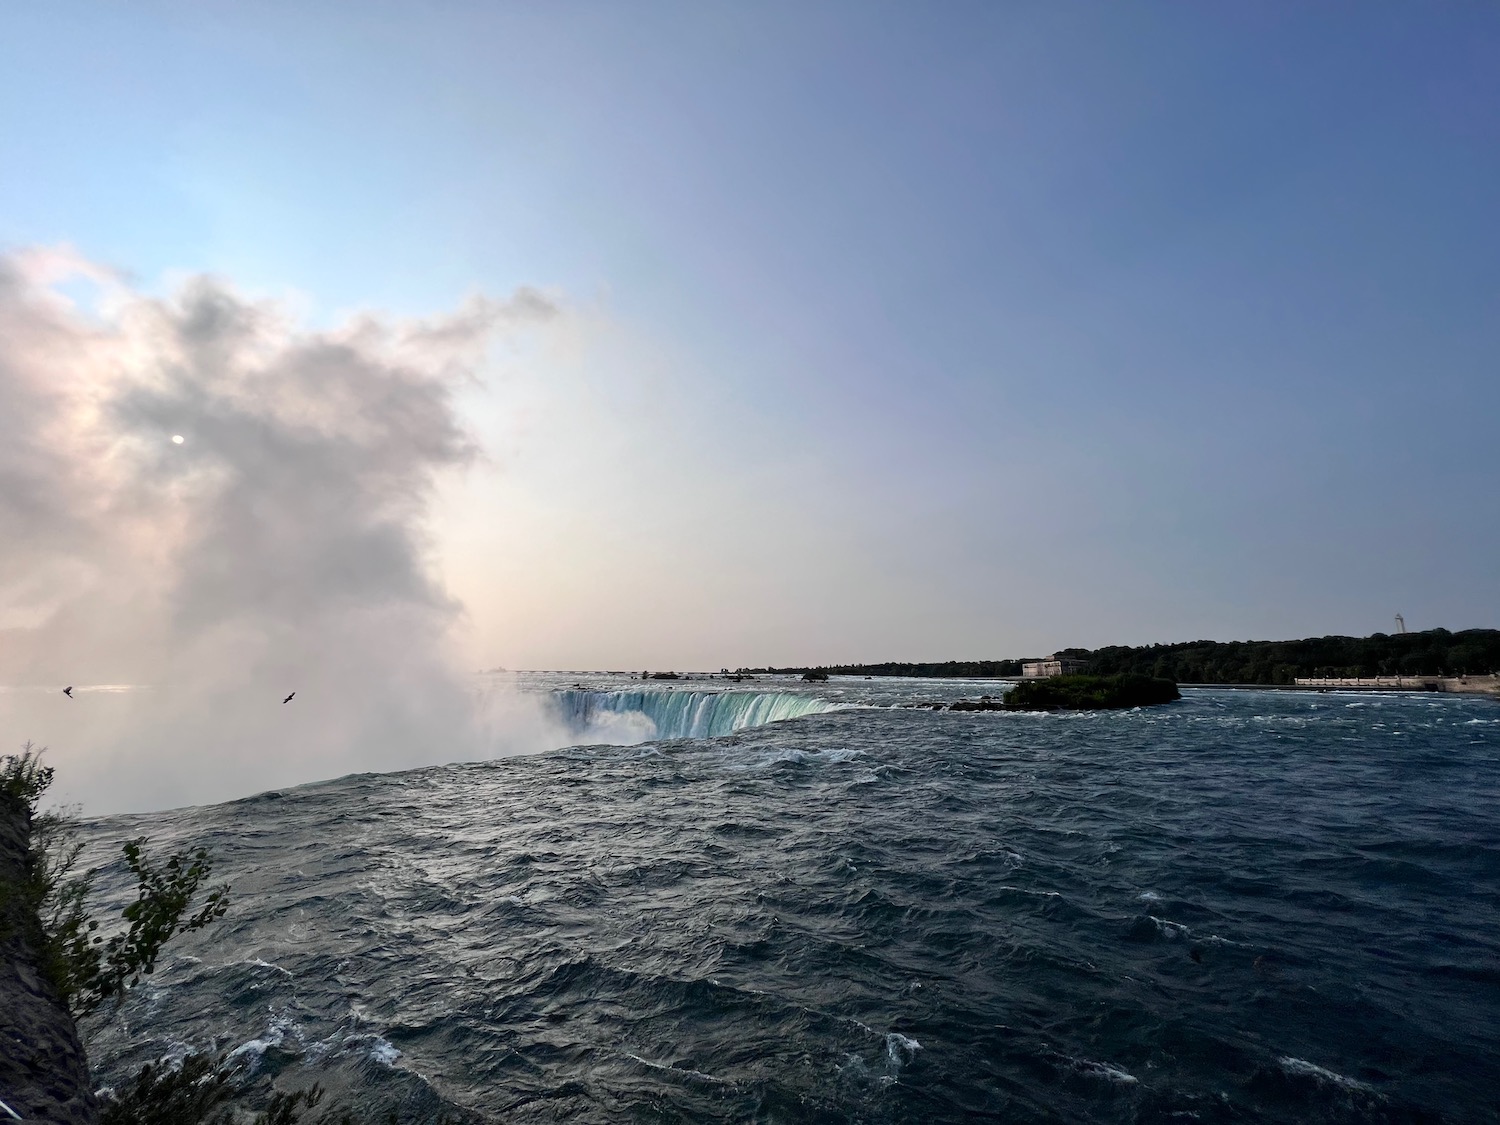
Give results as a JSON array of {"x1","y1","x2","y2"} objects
[
  {"x1": 733, "y1": 746, "x2": 866, "y2": 769},
  {"x1": 625, "y1": 1054, "x2": 734, "y2": 1087},
  {"x1": 1068, "y1": 1056, "x2": 1139, "y2": 1085},
  {"x1": 227, "y1": 1013, "x2": 304, "y2": 1071},
  {"x1": 1277, "y1": 1056, "x2": 1373, "y2": 1092},
  {"x1": 342, "y1": 1033, "x2": 402, "y2": 1067}
]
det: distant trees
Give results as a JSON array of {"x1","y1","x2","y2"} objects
[
  {"x1": 746, "y1": 660, "x2": 1026, "y2": 679},
  {"x1": 1061, "y1": 628, "x2": 1500, "y2": 683},
  {"x1": 735, "y1": 628, "x2": 1500, "y2": 685}
]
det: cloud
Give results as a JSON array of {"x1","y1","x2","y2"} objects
[{"x1": 0, "y1": 250, "x2": 559, "y2": 812}]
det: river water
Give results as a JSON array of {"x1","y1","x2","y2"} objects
[{"x1": 79, "y1": 676, "x2": 1500, "y2": 1123}]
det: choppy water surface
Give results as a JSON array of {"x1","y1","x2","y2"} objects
[{"x1": 81, "y1": 678, "x2": 1500, "y2": 1123}]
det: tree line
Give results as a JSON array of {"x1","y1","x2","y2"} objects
[
  {"x1": 742, "y1": 628, "x2": 1500, "y2": 684},
  {"x1": 1057, "y1": 628, "x2": 1500, "y2": 684},
  {"x1": 739, "y1": 659, "x2": 1025, "y2": 679}
]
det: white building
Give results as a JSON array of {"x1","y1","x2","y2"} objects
[{"x1": 1021, "y1": 656, "x2": 1088, "y2": 678}]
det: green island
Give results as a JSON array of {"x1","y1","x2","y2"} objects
[
  {"x1": 942, "y1": 674, "x2": 1181, "y2": 712},
  {"x1": 998, "y1": 673, "x2": 1181, "y2": 711}
]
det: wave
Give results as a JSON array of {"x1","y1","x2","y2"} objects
[
  {"x1": 1276, "y1": 1056, "x2": 1372, "y2": 1092},
  {"x1": 550, "y1": 689, "x2": 840, "y2": 743}
]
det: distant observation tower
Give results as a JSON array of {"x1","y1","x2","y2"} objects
[{"x1": 1395, "y1": 614, "x2": 1407, "y2": 634}]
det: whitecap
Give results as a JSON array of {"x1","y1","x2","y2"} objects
[
  {"x1": 1149, "y1": 915, "x2": 1190, "y2": 939},
  {"x1": 1199, "y1": 932, "x2": 1238, "y2": 946},
  {"x1": 155, "y1": 1039, "x2": 197, "y2": 1069},
  {"x1": 363, "y1": 1036, "x2": 401, "y2": 1066},
  {"x1": 775, "y1": 747, "x2": 864, "y2": 765},
  {"x1": 226, "y1": 1013, "x2": 303, "y2": 1071},
  {"x1": 1277, "y1": 1056, "x2": 1372, "y2": 1092},
  {"x1": 1069, "y1": 1057, "x2": 1139, "y2": 1085},
  {"x1": 626, "y1": 1054, "x2": 733, "y2": 1086},
  {"x1": 728, "y1": 745, "x2": 866, "y2": 769},
  {"x1": 311, "y1": 1031, "x2": 403, "y2": 1067},
  {"x1": 997, "y1": 885, "x2": 1063, "y2": 899},
  {"x1": 240, "y1": 957, "x2": 293, "y2": 977},
  {"x1": 227, "y1": 1037, "x2": 278, "y2": 1068},
  {"x1": 885, "y1": 1032, "x2": 922, "y2": 1067}
]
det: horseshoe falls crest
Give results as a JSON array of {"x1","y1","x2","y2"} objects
[
  {"x1": 76, "y1": 674, "x2": 1500, "y2": 1123},
  {"x1": 550, "y1": 687, "x2": 841, "y2": 742}
]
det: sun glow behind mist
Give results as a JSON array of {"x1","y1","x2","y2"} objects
[{"x1": 0, "y1": 249, "x2": 570, "y2": 811}]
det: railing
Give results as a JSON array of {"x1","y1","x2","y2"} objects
[{"x1": 1294, "y1": 676, "x2": 1437, "y2": 687}]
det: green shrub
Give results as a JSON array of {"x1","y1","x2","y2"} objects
[
  {"x1": 9, "y1": 748, "x2": 452, "y2": 1124},
  {"x1": 51, "y1": 836, "x2": 229, "y2": 1016},
  {"x1": 1, "y1": 744, "x2": 229, "y2": 1017},
  {"x1": 0, "y1": 742, "x2": 55, "y2": 806},
  {"x1": 99, "y1": 1052, "x2": 235, "y2": 1125},
  {"x1": 100, "y1": 1052, "x2": 337, "y2": 1125}
]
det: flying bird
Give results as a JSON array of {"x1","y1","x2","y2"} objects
[
  {"x1": 63, "y1": 686, "x2": 73, "y2": 698},
  {"x1": 283, "y1": 692, "x2": 296, "y2": 704}
]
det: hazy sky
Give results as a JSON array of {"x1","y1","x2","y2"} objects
[{"x1": 3, "y1": 2, "x2": 1497, "y2": 679}]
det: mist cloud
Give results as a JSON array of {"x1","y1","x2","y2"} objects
[{"x1": 0, "y1": 248, "x2": 558, "y2": 812}]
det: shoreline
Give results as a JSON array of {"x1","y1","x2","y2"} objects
[{"x1": 1180, "y1": 676, "x2": 1500, "y2": 699}]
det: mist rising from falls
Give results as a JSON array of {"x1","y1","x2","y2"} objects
[{"x1": 551, "y1": 689, "x2": 840, "y2": 744}]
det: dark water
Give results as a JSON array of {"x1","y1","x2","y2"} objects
[{"x1": 80, "y1": 680, "x2": 1500, "y2": 1123}]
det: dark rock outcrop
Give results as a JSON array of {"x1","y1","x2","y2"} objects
[
  {"x1": 0, "y1": 796, "x2": 98, "y2": 1124},
  {"x1": 948, "y1": 696, "x2": 1005, "y2": 711},
  {"x1": 904, "y1": 677, "x2": 1181, "y2": 714}
]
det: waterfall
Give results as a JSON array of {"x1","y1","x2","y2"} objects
[{"x1": 550, "y1": 689, "x2": 839, "y2": 744}]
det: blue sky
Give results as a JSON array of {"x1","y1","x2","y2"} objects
[{"x1": 3, "y1": 2, "x2": 1497, "y2": 669}]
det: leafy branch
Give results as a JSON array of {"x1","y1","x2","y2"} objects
[
  {"x1": 99, "y1": 1051, "x2": 460, "y2": 1124},
  {"x1": 52, "y1": 836, "x2": 229, "y2": 1016},
  {"x1": 2, "y1": 743, "x2": 230, "y2": 1017}
]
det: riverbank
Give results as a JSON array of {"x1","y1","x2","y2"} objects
[{"x1": 1180, "y1": 675, "x2": 1500, "y2": 698}]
